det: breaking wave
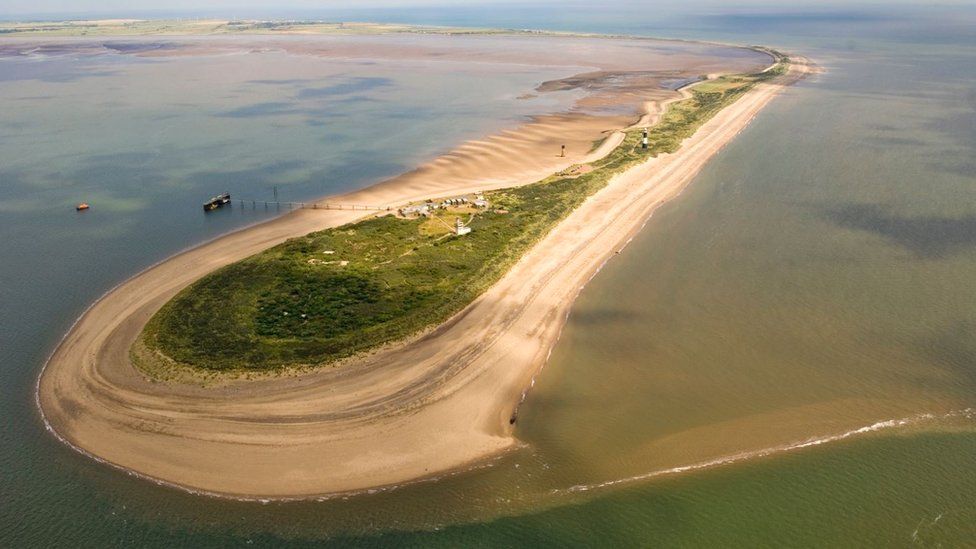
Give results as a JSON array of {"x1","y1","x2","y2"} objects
[{"x1": 553, "y1": 408, "x2": 976, "y2": 496}]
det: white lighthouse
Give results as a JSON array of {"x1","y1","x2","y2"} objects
[{"x1": 455, "y1": 217, "x2": 471, "y2": 236}]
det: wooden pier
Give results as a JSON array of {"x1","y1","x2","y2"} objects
[{"x1": 234, "y1": 199, "x2": 392, "y2": 212}]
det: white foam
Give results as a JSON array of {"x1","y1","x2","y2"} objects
[{"x1": 552, "y1": 408, "x2": 975, "y2": 496}]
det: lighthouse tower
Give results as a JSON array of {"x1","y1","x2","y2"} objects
[{"x1": 455, "y1": 217, "x2": 471, "y2": 236}]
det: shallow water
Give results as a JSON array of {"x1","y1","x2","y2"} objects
[
  {"x1": 518, "y1": 40, "x2": 976, "y2": 487},
  {"x1": 3, "y1": 4, "x2": 976, "y2": 546}
]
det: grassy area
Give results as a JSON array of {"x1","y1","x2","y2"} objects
[{"x1": 140, "y1": 58, "x2": 786, "y2": 374}]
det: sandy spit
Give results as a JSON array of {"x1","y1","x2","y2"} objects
[{"x1": 36, "y1": 48, "x2": 809, "y2": 499}]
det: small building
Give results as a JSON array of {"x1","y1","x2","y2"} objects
[{"x1": 473, "y1": 199, "x2": 489, "y2": 208}]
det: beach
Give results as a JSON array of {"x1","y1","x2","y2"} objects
[{"x1": 35, "y1": 38, "x2": 805, "y2": 499}]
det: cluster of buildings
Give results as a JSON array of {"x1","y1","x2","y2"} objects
[
  {"x1": 398, "y1": 203, "x2": 433, "y2": 217},
  {"x1": 398, "y1": 194, "x2": 490, "y2": 218},
  {"x1": 438, "y1": 195, "x2": 490, "y2": 209},
  {"x1": 396, "y1": 194, "x2": 492, "y2": 237}
]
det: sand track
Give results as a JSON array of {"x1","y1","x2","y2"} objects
[{"x1": 37, "y1": 44, "x2": 807, "y2": 499}]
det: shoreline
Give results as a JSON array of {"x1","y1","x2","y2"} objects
[{"x1": 36, "y1": 41, "x2": 806, "y2": 499}]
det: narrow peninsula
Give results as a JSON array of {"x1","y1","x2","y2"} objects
[{"x1": 36, "y1": 27, "x2": 811, "y2": 498}]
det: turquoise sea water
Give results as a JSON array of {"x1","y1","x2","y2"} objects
[{"x1": 3, "y1": 3, "x2": 976, "y2": 546}]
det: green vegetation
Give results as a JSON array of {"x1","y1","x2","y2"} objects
[{"x1": 140, "y1": 59, "x2": 787, "y2": 373}]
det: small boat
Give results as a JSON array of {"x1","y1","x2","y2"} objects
[
  {"x1": 76, "y1": 203, "x2": 90, "y2": 211},
  {"x1": 203, "y1": 193, "x2": 231, "y2": 212}
]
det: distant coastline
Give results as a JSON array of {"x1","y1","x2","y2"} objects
[
  {"x1": 0, "y1": 17, "x2": 776, "y2": 55},
  {"x1": 0, "y1": 19, "x2": 533, "y2": 37}
]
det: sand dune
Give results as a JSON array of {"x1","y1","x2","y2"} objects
[{"x1": 36, "y1": 39, "x2": 807, "y2": 499}]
